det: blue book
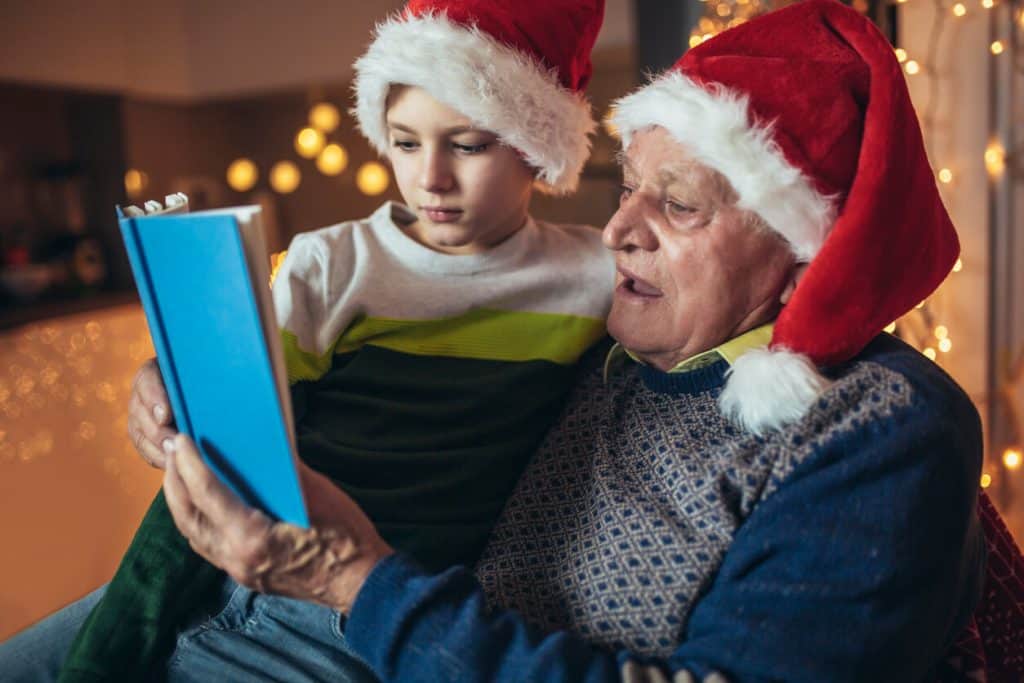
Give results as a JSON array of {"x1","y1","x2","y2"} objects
[{"x1": 117, "y1": 194, "x2": 308, "y2": 528}]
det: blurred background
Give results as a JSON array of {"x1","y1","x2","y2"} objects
[{"x1": 0, "y1": 0, "x2": 1022, "y2": 640}]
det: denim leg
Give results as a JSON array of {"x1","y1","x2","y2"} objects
[
  {"x1": 166, "y1": 578, "x2": 378, "y2": 683},
  {"x1": 0, "y1": 584, "x2": 107, "y2": 683}
]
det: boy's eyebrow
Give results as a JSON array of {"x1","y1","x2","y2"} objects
[{"x1": 386, "y1": 122, "x2": 486, "y2": 136}]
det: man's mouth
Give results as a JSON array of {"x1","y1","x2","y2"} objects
[
  {"x1": 422, "y1": 206, "x2": 463, "y2": 223},
  {"x1": 617, "y1": 267, "x2": 662, "y2": 298}
]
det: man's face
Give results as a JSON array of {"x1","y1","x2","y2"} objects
[{"x1": 604, "y1": 127, "x2": 799, "y2": 371}]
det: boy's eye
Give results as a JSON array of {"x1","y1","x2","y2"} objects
[
  {"x1": 393, "y1": 140, "x2": 419, "y2": 152},
  {"x1": 453, "y1": 142, "x2": 489, "y2": 154}
]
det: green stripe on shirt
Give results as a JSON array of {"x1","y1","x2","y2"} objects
[{"x1": 283, "y1": 308, "x2": 606, "y2": 384}]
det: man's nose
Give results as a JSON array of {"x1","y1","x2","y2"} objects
[
  {"x1": 602, "y1": 196, "x2": 658, "y2": 251},
  {"x1": 419, "y1": 147, "x2": 454, "y2": 193}
]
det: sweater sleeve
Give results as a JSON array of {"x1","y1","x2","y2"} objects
[{"x1": 345, "y1": 383, "x2": 985, "y2": 683}]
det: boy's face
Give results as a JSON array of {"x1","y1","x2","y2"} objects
[{"x1": 385, "y1": 85, "x2": 535, "y2": 254}]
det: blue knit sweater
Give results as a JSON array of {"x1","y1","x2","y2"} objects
[{"x1": 344, "y1": 334, "x2": 985, "y2": 682}]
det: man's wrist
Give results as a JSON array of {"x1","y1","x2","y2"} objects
[{"x1": 328, "y1": 541, "x2": 395, "y2": 614}]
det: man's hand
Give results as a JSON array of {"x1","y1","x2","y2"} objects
[
  {"x1": 163, "y1": 434, "x2": 394, "y2": 613},
  {"x1": 128, "y1": 359, "x2": 178, "y2": 469}
]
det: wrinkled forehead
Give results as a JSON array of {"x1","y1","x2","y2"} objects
[{"x1": 619, "y1": 127, "x2": 738, "y2": 203}]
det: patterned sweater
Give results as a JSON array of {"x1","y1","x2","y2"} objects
[
  {"x1": 59, "y1": 202, "x2": 613, "y2": 681},
  {"x1": 344, "y1": 333, "x2": 986, "y2": 682}
]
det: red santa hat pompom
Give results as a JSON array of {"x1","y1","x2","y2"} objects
[
  {"x1": 353, "y1": 0, "x2": 604, "y2": 195},
  {"x1": 611, "y1": 0, "x2": 960, "y2": 434}
]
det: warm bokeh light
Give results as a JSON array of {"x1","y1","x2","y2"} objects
[
  {"x1": 270, "y1": 161, "x2": 301, "y2": 194},
  {"x1": 689, "y1": 35, "x2": 702, "y2": 48},
  {"x1": 935, "y1": 325, "x2": 949, "y2": 340},
  {"x1": 309, "y1": 102, "x2": 341, "y2": 133},
  {"x1": 294, "y1": 127, "x2": 326, "y2": 159},
  {"x1": 985, "y1": 141, "x2": 1006, "y2": 177},
  {"x1": 952, "y1": 2, "x2": 967, "y2": 16},
  {"x1": 895, "y1": 48, "x2": 908, "y2": 63},
  {"x1": 905, "y1": 60, "x2": 921, "y2": 75},
  {"x1": 980, "y1": 473, "x2": 992, "y2": 488},
  {"x1": 953, "y1": 257, "x2": 963, "y2": 272},
  {"x1": 916, "y1": 300, "x2": 926, "y2": 310},
  {"x1": 1003, "y1": 448, "x2": 1023, "y2": 470},
  {"x1": 938, "y1": 338, "x2": 952, "y2": 353},
  {"x1": 124, "y1": 169, "x2": 149, "y2": 199},
  {"x1": 603, "y1": 108, "x2": 619, "y2": 139},
  {"x1": 356, "y1": 161, "x2": 390, "y2": 196},
  {"x1": 938, "y1": 168, "x2": 953, "y2": 184},
  {"x1": 923, "y1": 347, "x2": 937, "y2": 360},
  {"x1": 981, "y1": 0, "x2": 994, "y2": 8},
  {"x1": 226, "y1": 158, "x2": 259, "y2": 192},
  {"x1": 269, "y1": 250, "x2": 288, "y2": 287},
  {"x1": 884, "y1": 322, "x2": 897, "y2": 334},
  {"x1": 316, "y1": 143, "x2": 349, "y2": 176}
]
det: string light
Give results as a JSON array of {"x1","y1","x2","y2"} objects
[
  {"x1": 356, "y1": 161, "x2": 390, "y2": 196},
  {"x1": 270, "y1": 161, "x2": 301, "y2": 194},
  {"x1": 885, "y1": 322, "x2": 897, "y2": 333},
  {"x1": 1003, "y1": 448, "x2": 1023, "y2": 470},
  {"x1": 985, "y1": 141, "x2": 1006, "y2": 177},
  {"x1": 937, "y1": 167, "x2": 953, "y2": 183},
  {"x1": 905, "y1": 60, "x2": 921, "y2": 75},
  {"x1": 923, "y1": 347, "x2": 937, "y2": 360},
  {"x1": 124, "y1": 169, "x2": 149, "y2": 199},
  {"x1": 981, "y1": 473, "x2": 992, "y2": 488},
  {"x1": 308, "y1": 103, "x2": 341, "y2": 133},
  {"x1": 935, "y1": 325, "x2": 949, "y2": 340},
  {"x1": 316, "y1": 143, "x2": 349, "y2": 176},
  {"x1": 938, "y1": 338, "x2": 952, "y2": 353},
  {"x1": 226, "y1": 158, "x2": 258, "y2": 192},
  {"x1": 294, "y1": 127, "x2": 326, "y2": 159},
  {"x1": 895, "y1": 47, "x2": 909, "y2": 63},
  {"x1": 981, "y1": 0, "x2": 994, "y2": 8},
  {"x1": 953, "y1": 258, "x2": 964, "y2": 273},
  {"x1": 990, "y1": 40, "x2": 1004, "y2": 55},
  {"x1": 952, "y1": 2, "x2": 967, "y2": 16}
]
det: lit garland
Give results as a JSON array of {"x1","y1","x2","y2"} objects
[
  {"x1": 691, "y1": 0, "x2": 1024, "y2": 490},
  {"x1": 893, "y1": 0, "x2": 1023, "y2": 492}
]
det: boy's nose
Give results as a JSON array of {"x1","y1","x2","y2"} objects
[{"x1": 420, "y1": 149, "x2": 455, "y2": 193}]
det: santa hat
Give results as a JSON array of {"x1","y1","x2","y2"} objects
[
  {"x1": 610, "y1": 0, "x2": 959, "y2": 434},
  {"x1": 352, "y1": 0, "x2": 604, "y2": 195}
]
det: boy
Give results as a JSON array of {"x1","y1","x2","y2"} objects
[{"x1": 26, "y1": 0, "x2": 611, "y2": 680}]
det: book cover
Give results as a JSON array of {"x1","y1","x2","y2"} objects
[{"x1": 118, "y1": 195, "x2": 308, "y2": 528}]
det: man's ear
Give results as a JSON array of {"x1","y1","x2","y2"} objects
[{"x1": 780, "y1": 262, "x2": 809, "y2": 305}]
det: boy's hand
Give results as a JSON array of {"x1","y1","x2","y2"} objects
[
  {"x1": 163, "y1": 434, "x2": 394, "y2": 614},
  {"x1": 128, "y1": 358, "x2": 178, "y2": 469}
]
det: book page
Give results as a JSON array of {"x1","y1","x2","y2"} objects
[{"x1": 235, "y1": 209, "x2": 299, "y2": 462}]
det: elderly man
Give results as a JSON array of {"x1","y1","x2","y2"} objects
[{"x1": 5, "y1": 1, "x2": 986, "y2": 681}]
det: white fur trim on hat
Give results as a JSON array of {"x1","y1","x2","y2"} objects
[
  {"x1": 719, "y1": 347, "x2": 833, "y2": 434},
  {"x1": 611, "y1": 72, "x2": 835, "y2": 261},
  {"x1": 353, "y1": 12, "x2": 596, "y2": 195}
]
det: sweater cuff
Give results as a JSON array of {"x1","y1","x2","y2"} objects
[{"x1": 345, "y1": 553, "x2": 427, "y2": 656}]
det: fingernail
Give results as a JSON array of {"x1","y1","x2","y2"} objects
[
  {"x1": 153, "y1": 404, "x2": 167, "y2": 422},
  {"x1": 162, "y1": 438, "x2": 176, "y2": 455}
]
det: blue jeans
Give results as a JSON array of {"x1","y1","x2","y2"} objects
[
  {"x1": 0, "y1": 585, "x2": 107, "y2": 682},
  {"x1": 0, "y1": 577, "x2": 379, "y2": 682}
]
